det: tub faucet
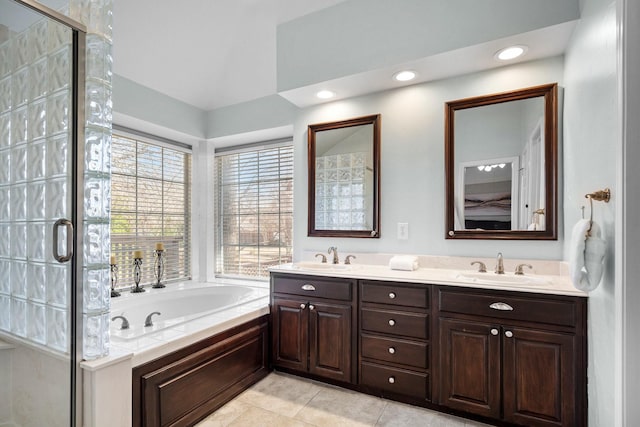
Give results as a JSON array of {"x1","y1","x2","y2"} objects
[
  {"x1": 144, "y1": 311, "x2": 161, "y2": 327},
  {"x1": 328, "y1": 246, "x2": 339, "y2": 264},
  {"x1": 495, "y1": 252, "x2": 505, "y2": 274},
  {"x1": 111, "y1": 315, "x2": 130, "y2": 330}
]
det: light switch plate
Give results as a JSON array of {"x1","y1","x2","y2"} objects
[{"x1": 397, "y1": 223, "x2": 409, "y2": 240}]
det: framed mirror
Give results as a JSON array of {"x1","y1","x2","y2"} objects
[
  {"x1": 308, "y1": 114, "x2": 381, "y2": 238},
  {"x1": 445, "y1": 83, "x2": 558, "y2": 239}
]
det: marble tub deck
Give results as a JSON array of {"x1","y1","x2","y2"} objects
[{"x1": 196, "y1": 372, "x2": 493, "y2": 427}]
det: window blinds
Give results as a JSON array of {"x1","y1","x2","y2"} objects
[
  {"x1": 215, "y1": 143, "x2": 293, "y2": 278},
  {"x1": 111, "y1": 134, "x2": 192, "y2": 287}
]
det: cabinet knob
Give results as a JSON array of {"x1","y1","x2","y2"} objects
[
  {"x1": 388, "y1": 376, "x2": 395, "y2": 384},
  {"x1": 388, "y1": 347, "x2": 396, "y2": 354},
  {"x1": 308, "y1": 304, "x2": 315, "y2": 311},
  {"x1": 300, "y1": 303, "x2": 306, "y2": 309},
  {"x1": 490, "y1": 328, "x2": 499, "y2": 336},
  {"x1": 388, "y1": 319, "x2": 396, "y2": 326},
  {"x1": 301, "y1": 284, "x2": 316, "y2": 291},
  {"x1": 388, "y1": 292, "x2": 396, "y2": 299},
  {"x1": 505, "y1": 330, "x2": 514, "y2": 338}
]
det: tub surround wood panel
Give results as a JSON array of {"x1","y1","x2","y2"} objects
[
  {"x1": 270, "y1": 269, "x2": 587, "y2": 427},
  {"x1": 132, "y1": 315, "x2": 269, "y2": 427}
]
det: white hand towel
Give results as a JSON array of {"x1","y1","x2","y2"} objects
[
  {"x1": 569, "y1": 219, "x2": 606, "y2": 291},
  {"x1": 389, "y1": 255, "x2": 419, "y2": 271}
]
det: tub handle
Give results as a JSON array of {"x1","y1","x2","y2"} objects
[
  {"x1": 301, "y1": 284, "x2": 316, "y2": 291},
  {"x1": 144, "y1": 311, "x2": 161, "y2": 327}
]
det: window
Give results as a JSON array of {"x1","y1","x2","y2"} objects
[
  {"x1": 215, "y1": 142, "x2": 293, "y2": 278},
  {"x1": 110, "y1": 131, "x2": 192, "y2": 287}
]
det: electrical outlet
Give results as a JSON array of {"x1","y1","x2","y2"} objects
[{"x1": 397, "y1": 223, "x2": 409, "y2": 240}]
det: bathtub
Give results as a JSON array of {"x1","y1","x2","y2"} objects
[
  {"x1": 109, "y1": 281, "x2": 269, "y2": 342},
  {"x1": 84, "y1": 279, "x2": 271, "y2": 427}
]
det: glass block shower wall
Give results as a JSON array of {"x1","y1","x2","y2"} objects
[
  {"x1": 69, "y1": 0, "x2": 113, "y2": 360},
  {"x1": 0, "y1": 0, "x2": 112, "y2": 360}
]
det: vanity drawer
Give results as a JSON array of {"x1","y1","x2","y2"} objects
[
  {"x1": 437, "y1": 287, "x2": 578, "y2": 327},
  {"x1": 361, "y1": 333, "x2": 428, "y2": 369},
  {"x1": 360, "y1": 361, "x2": 429, "y2": 400},
  {"x1": 361, "y1": 308, "x2": 429, "y2": 339},
  {"x1": 272, "y1": 274, "x2": 353, "y2": 301},
  {"x1": 361, "y1": 281, "x2": 429, "y2": 308}
]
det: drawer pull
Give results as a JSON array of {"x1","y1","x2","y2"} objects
[
  {"x1": 505, "y1": 330, "x2": 514, "y2": 338},
  {"x1": 490, "y1": 328, "x2": 499, "y2": 336},
  {"x1": 388, "y1": 292, "x2": 396, "y2": 299},
  {"x1": 300, "y1": 303, "x2": 307, "y2": 309},
  {"x1": 489, "y1": 302, "x2": 514, "y2": 311},
  {"x1": 301, "y1": 284, "x2": 316, "y2": 291},
  {"x1": 388, "y1": 347, "x2": 396, "y2": 354},
  {"x1": 388, "y1": 319, "x2": 396, "y2": 326},
  {"x1": 388, "y1": 376, "x2": 395, "y2": 384}
]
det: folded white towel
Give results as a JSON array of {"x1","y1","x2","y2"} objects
[
  {"x1": 569, "y1": 219, "x2": 606, "y2": 291},
  {"x1": 389, "y1": 255, "x2": 419, "y2": 271}
]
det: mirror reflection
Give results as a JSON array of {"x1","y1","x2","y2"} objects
[
  {"x1": 308, "y1": 115, "x2": 380, "y2": 238},
  {"x1": 445, "y1": 84, "x2": 557, "y2": 240}
]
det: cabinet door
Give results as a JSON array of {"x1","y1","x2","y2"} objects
[
  {"x1": 308, "y1": 301, "x2": 352, "y2": 382},
  {"x1": 502, "y1": 327, "x2": 577, "y2": 427},
  {"x1": 272, "y1": 297, "x2": 309, "y2": 372},
  {"x1": 439, "y1": 318, "x2": 501, "y2": 419}
]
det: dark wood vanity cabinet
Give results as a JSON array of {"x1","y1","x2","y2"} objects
[
  {"x1": 435, "y1": 286, "x2": 587, "y2": 427},
  {"x1": 359, "y1": 281, "x2": 431, "y2": 402},
  {"x1": 271, "y1": 273, "x2": 356, "y2": 383}
]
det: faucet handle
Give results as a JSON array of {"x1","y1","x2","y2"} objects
[
  {"x1": 315, "y1": 253, "x2": 327, "y2": 263},
  {"x1": 514, "y1": 264, "x2": 533, "y2": 275},
  {"x1": 470, "y1": 261, "x2": 487, "y2": 273},
  {"x1": 344, "y1": 255, "x2": 356, "y2": 265}
]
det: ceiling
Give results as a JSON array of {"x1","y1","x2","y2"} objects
[
  {"x1": 112, "y1": 0, "x2": 349, "y2": 111},
  {"x1": 112, "y1": 1, "x2": 578, "y2": 114}
]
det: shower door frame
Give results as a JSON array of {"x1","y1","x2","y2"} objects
[{"x1": 11, "y1": 1, "x2": 87, "y2": 425}]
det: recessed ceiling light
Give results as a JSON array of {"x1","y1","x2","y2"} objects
[
  {"x1": 495, "y1": 45, "x2": 527, "y2": 61},
  {"x1": 393, "y1": 70, "x2": 416, "y2": 82},
  {"x1": 316, "y1": 90, "x2": 335, "y2": 99}
]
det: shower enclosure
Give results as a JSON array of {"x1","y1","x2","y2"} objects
[{"x1": 0, "y1": 1, "x2": 112, "y2": 426}]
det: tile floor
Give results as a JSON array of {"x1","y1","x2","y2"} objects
[{"x1": 195, "y1": 372, "x2": 494, "y2": 427}]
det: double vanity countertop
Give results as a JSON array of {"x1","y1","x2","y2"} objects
[{"x1": 270, "y1": 261, "x2": 588, "y2": 297}]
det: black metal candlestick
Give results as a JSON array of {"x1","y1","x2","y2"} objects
[
  {"x1": 153, "y1": 249, "x2": 165, "y2": 288},
  {"x1": 132, "y1": 257, "x2": 145, "y2": 293},
  {"x1": 110, "y1": 262, "x2": 120, "y2": 297}
]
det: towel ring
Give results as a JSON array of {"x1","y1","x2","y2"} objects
[{"x1": 584, "y1": 188, "x2": 611, "y2": 236}]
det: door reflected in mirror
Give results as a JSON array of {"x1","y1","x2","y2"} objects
[
  {"x1": 308, "y1": 115, "x2": 380, "y2": 238},
  {"x1": 445, "y1": 83, "x2": 557, "y2": 240}
]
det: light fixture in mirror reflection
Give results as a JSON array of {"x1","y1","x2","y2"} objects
[
  {"x1": 308, "y1": 115, "x2": 381, "y2": 238},
  {"x1": 445, "y1": 83, "x2": 558, "y2": 240}
]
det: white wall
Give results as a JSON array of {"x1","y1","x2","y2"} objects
[
  {"x1": 293, "y1": 56, "x2": 565, "y2": 260},
  {"x1": 562, "y1": 0, "x2": 618, "y2": 425}
]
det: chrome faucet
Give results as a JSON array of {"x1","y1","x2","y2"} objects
[
  {"x1": 111, "y1": 315, "x2": 130, "y2": 330},
  {"x1": 144, "y1": 311, "x2": 161, "y2": 327},
  {"x1": 495, "y1": 252, "x2": 505, "y2": 274},
  {"x1": 327, "y1": 246, "x2": 339, "y2": 264}
]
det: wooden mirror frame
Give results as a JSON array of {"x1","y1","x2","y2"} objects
[
  {"x1": 445, "y1": 83, "x2": 558, "y2": 240},
  {"x1": 308, "y1": 114, "x2": 381, "y2": 238}
]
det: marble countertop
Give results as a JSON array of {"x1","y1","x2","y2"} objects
[{"x1": 270, "y1": 263, "x2": 588, "y2": 297}]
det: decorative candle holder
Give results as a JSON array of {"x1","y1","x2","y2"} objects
[
  {"x1": 153, "y1": 249, "x2": 166, "y2": 288},
  {"x1": 132, "y1": 257, "x2": 145, "y2": 293},
  {"x1": 110, "y1": 262, "x2": 121, "y2": 297}
]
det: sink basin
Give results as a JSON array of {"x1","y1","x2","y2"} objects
[
  {"x1": 293, "y1": 262, "x2": 353, "y2": 271},
  {"x1": 454, "y1": 271, "x2": 552, "y2": 287}
]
